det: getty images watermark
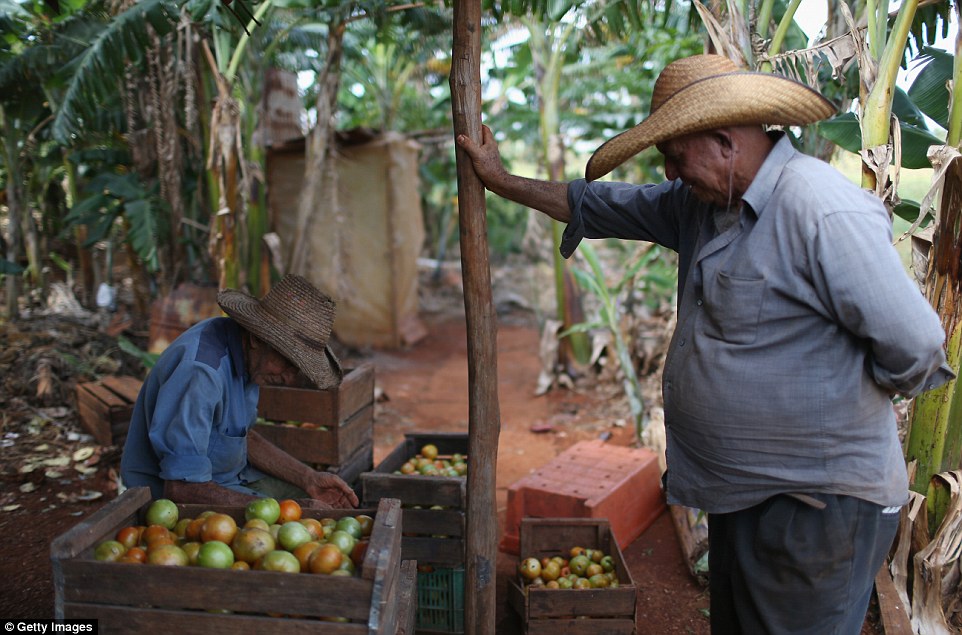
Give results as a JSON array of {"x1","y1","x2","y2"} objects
[{"x1": 2, "y1": 621, "x2": 97, "y2": 634}]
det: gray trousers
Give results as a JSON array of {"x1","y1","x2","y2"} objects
[{"x1": 707, "y1": 493, "x2": 899, "y2": 634}]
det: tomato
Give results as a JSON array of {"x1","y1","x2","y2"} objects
[
  {"x1": 258, "y1": 550, "x2": 300, "y2": 573},
  {"x1": 588, "y1": 573, "x2": 609, "y2": 588},
  {"x1": 277, "y1": 521, "x2": 313, "y2": 551},
  {"x1": 197, "y1": 540, "x2": 235, "y2": 568},
  {"x1": 327, "y1": 530, "x2": 356, "y2": 556},
  {"x1": 94, "y1": 540, "x2": 126, "y2": 562},
  {"x1": 350, "y1": 539, "x2": 369, "y2": 566},
  {"x1": 201, "y1": 513, "x2": 238, "y2": 544},
  {"x1": 231, "y1": 527, "x2": 276, "y2": 564},
  {"x1": 115, "y1": 526, "x2": 141, "y2": 550},
  {"x1": 541, "y1": 560, "x2": 561, "y2": 582},
  {"x1": 181, "y1": 542, "x2": 202, "y2": 565},
  {"x1": 231, "y1": 561, "x2": 251, "y2": 570},
  {"x1": 334, "y1": 516, "x2": 362, "y2": 540},
  {"x1": 339, "y1": 553, "x2": 356, "y2": 574},
  {"x1": 585, "y1": 562, "x2": 604, "y2": 578},
  {"x1": 185, "y1": 517, "x2": 205, "y2": 542},
  {"x1": 600, "y1": 555, "x2": 615, "y2": 572},
  {"x1": 421, "y1": 444, "x2": 439, "y2": 460},
  {"x1": 308, "y1": 544, "x2": 343, "y2": 574},
  {"x1": 278, "y1": 499, "x2": 302, "y2": 524},
  {"x1": 245, "y1": 497, "x2": 281, "y2": 526},
  {"x1": 569, "y1": 554, "x2": 590, "y2": 576},
  {"x1": 573, "y1": 577, "x2": 592, "y2": 589},
  {"x1": 146, "y1": 544, "x2": 189, "y2": 566},
  {"x1": 292, "y1": 541, "x2": 322, "y2": 572},
  {"x1": 299, "y1": 518, "x2": 324, "y2": 541},
  {"x1": 124, "y1": 547, "x2": 147, "y2": 563},
  {"x1": 145, "y1": 499, "x2": 179, "y2": 530},
  {"x1": 142, "y1": 524, "x2": 172, "y2": 546},
  {"x1": 518, "y1": 557, "x2": 542, "y2": 581},
  {"x1": 355, "y1": 515, "x2": 374, "y2": 537},
  {"x1": 244, "y1": 518, "x2": 270, "y2": 532}
]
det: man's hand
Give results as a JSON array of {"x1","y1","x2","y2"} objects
[
  {"x1": 303, "y1": 470, "x2": 359, "y2": 508},
  {"x1": 456, "y1": 125, "x2": 510, "y2": 189},
  {"x1": 456, "y1": 124, "x2": 572, "y2": 223}
]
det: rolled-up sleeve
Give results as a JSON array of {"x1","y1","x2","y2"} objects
[
  {"x1": 562, "y1": 178, "x2": 686, "y2": 258},
  {"x1": 811, "y1": 208, "x2": 953, "y2": 397},
  {"x1": 151, "y1": 364, "x2": 220, "y2": 483}
]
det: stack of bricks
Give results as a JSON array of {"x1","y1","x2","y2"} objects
[{"x1": 500, "y1": 439, "x2": 665, "y2": 554}]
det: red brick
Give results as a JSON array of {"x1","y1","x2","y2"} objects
[{"x1": 500, "y1": 440, "x2": 665, "y2": 554}]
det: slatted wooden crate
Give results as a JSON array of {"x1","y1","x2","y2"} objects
[
  {"x1": 255, "y1": 364, "x2": 375, "y2": 480},
  {"x1": 360, "y1": 432, "x2": 467, "y2": 567},
  {"x1": 75, "y1": 376, "x2": 143, "y2": 446},
  {"x1": 51, "y1": 486, "x2": 409, "y2": 634},
  {"x1": 508, "y1": 518, "x2": 637, "y2": 634}
]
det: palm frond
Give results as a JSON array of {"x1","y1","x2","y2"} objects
[{"x1": 52, "y1": 0, "x2": 177, "y2": 144}]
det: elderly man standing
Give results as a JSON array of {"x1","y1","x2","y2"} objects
[
  {"x1": 121, "y1": 274, "x2": 359, "y2": 510},
  {"x1": 457, "y1": 54, "x2": 953, "y2": 633}
]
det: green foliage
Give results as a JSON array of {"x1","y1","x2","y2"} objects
[
  {"x1": 818, "y1": 108, "x2": 944, "y2": 170},
  {"x1": 65, "y1": 172, "x2": 167, "y2": 272},
  {"x1": 118, "y1": 335, "x2": 160, "y2": 369},
  {"x1": 564, "y1": 241, "x2": 677, "y2": 440},
  {"x1": 907, "y1": 47, "x2": 955, "y2": 130},
  {"x1": 51, "y1": 0, "x2": 179, "y2": 144},
  {"x1": 0, "y1": 259, "x2": 25, "y2": 274}
]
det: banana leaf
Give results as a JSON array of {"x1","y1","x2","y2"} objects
[{"x1": 818, "y1": 111, "x2": 944, "y2": 170}]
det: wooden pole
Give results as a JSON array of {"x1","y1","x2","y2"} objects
[{"x1": 450, "y1": 1, "x2": 500, "y2": 633}]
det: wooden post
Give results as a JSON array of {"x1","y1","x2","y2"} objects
[{"x1": 450, "y1": 1, "x2": 500, "y2": 633}]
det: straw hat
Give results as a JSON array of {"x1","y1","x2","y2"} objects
[
  {"x1": 217, "y1": 274, "x2": 343, "y2": 389},
  {"x1": 584, "y1": 54, "x2": 836, "y2": 181}
]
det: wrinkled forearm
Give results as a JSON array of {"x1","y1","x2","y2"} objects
[
  {"x1": 484, "y1": 172, "x2": 572, "y2": 224},
  {"x1": 246, "y1": 428, "x2": 312, "y2": 490}
]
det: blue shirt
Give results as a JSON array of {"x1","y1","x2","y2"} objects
[
  {"x1": 564, "y1": 134, "x2": 952, "y2": 513},
  {"x1": 120, "y1": 317, "x2": 265, "y2": 498}
]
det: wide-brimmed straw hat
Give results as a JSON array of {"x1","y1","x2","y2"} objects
[
  {"x1": 584, "y1": 54, "x2": 836, "y2": 181},
  {"x1": 217, "y1": 274, "x2": 343, "y2": 389}
]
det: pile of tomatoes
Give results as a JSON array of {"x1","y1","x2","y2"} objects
[
  {"x1": 518, "y1": 546, "x2": 621, "y2": 590},
  {"x1": 395, "y1": 443, "x2": 468, "y2": 477},
  {"x1": 91, "y1": 497, "x2": 373, "y2": 576}
]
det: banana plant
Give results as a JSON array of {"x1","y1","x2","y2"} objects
[{"x1": 564, "y1": 241, "x2": 677, "y2": 440}]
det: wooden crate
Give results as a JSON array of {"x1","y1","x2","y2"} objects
[
  {"x1": 360, "y1": 432, "x2": 467, "y2": 567},
  {"x1": 396, "y1": 560, "x2": 419, "y2": 635},
  {"x1": 255, "y1": 364, "x2": 375, "y2": 470},
  {"x1": 75, "y1": 376, "x2": 143, "y2": 446},
  {"x1": 508, "y1": 518, "x2": 637, "y2": 635},
  {"x1": 51, "y1": 486, "x2": 408, "y2": 634}
]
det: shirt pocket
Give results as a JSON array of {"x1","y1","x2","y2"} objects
[
  {"x1": 703, "y1": 271, "x2": 766, "y2": 345},
  {"x1": 208, "y1": 428, "x2": 248, "y2": 480}
]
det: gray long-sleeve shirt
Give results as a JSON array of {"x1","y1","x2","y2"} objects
[{"x1": 564, "y1": 134, "x2": 952, "y2": 513}]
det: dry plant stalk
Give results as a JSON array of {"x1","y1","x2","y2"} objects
[{"x1": 911, "y1": 470, "x2": 962, "y2": 634}]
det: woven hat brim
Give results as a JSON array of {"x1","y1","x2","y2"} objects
[
  {"x1": 217, "y1": 276, "x2": 343, "y2": 389},
  {"x1": 585, "y1": 72, "x2": 836, "y2": 182}
]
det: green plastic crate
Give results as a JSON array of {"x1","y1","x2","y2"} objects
[{"x1": 416, "y1": 566, "x2": 464, "y2": 634}]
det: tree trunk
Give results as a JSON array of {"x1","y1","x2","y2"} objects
[
  {"x1": 451, "y1": 0, "x2": 501, "y2": 631},
  {"x1": 2, "y1": 106, "x2": 22, "y2": 319},
  {"x1": 287, "y1": 20, "x2": 346, "y2": 276},
  {"x1": 906, "y1": 156, "x2": 962, "y2": 502}
]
